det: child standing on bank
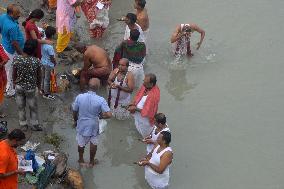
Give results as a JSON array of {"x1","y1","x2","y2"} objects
[{"x1": 41, "y1": 26, "x2": 57, "y2": 100}]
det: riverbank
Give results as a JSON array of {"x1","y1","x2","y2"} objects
[{"x1": 0, "y1": 0, "x2": 85, "y2": 188}]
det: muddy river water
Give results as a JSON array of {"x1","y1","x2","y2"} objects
[{"x1": 2, "y1": 0, "x2": 284, "y2": 188}]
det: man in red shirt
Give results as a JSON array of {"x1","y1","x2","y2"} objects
[{"x1": 0, "y1": 129, "x2": 26, "y2": 189}]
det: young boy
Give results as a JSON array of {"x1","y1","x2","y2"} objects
[{"x1": 41, "y1": 26, "x2": 57, "y2": 100}]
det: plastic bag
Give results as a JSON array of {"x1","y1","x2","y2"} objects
[
  {"x1": 99, "y1": 119, "x2": 107, "y2": 134},
  {"x1": 25, "y1": 149, "x2": 39, "y2": 172}
]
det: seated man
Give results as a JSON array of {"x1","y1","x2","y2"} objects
[
  {"x1": 75, "y1": 44, "x2": 112, "y2": 91},
  {"x1": 112, "y1": 29, "x2": 146, "y2": 88}
]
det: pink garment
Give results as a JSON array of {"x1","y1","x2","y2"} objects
[{"x1": 56, "y1": 0, "x2": 77, "y2": 33}]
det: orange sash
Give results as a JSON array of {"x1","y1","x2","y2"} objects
[{"x1": 50, "y1": 70, "x2": 58, "y2": 93}]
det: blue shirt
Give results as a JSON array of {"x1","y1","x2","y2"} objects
[
  {"x1": 72, "y1": 91, "x2": 110, "y2": 137},
  {"x1": 0, "y1": 14, "x2": 24, "y2": 54},
  {"x1": 41, "y1": 44, "x2": 55, "y2": 67}
]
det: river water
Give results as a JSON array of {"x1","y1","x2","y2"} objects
[
  {"x1": 60, "y1": 0, "x2": 284, "y2": 188},
  {"x1": 2, "y1": 0, "x2": 284, "y2": 188},
  {"x1": 58, "y1": 0, "x2": 284, "y2": 188}
]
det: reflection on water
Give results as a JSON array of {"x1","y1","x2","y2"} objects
[{"x1": 165, "y1": 63, "x2": 196, "y2": 101}]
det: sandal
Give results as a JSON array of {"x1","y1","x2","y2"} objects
[{"x1": 31, "y1": 125, "x2": 43, "y2": 131}]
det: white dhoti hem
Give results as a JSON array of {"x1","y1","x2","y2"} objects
[{"x1": 133, "y1": 112, "x2": 152, "y2": 138}]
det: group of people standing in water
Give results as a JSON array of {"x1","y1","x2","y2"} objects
[{"x1": 0, "y1": 0, "x2": 206, "y2": 188}]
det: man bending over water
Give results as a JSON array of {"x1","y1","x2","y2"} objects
[{"x1": 171, "y1": 23, "x2": 205, "y2": 57}]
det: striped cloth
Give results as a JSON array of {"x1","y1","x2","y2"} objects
[{"x1": 112, "y1": 40, "x2": 146, "y2": 69}]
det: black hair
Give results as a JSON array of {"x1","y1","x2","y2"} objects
[
  {"x1": 22, "y1": 9, "x2": 44, "y2": 27},
  {"x1": 126, "y1": 13, "x2": 137, "y2": 24},
  {"x1": 8, "y1": 129, "x2": 26, "y2": 141},
  {"x1": 45, "y1": 26, "x2": 56, "y2": 38},
  {"x1": 23, "y1": 39, "x2": 38, "y2": 56},
  {"x1": 130, "y1": 29, "x2": 140, "y2": 41},
  {"x1": 146, "y1": 73, "x2": 157, "y2": 86},
  {"x1": 182, "y1": 25, "x2": 192, "y2": 33},
  {"x1": 154, "y1": 113, "x2": 166, "y2": 124},
  {"x1": 137, "y1": 0, "x2": 146, "y2": 8},
  {"x1": 160, "y1": 131, "x2": 171, "y2": 145}
]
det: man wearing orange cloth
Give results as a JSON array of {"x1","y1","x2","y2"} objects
[{"x1": 128, "y1": 73, "x2": 160, "y2": 137}]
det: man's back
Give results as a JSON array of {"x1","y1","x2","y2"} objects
[
  {"x1": 13, "y1": 55, "x2": 40, "y2": 90},
  {"x1": 73, "y1": 91, "x2": 110, "y2": 136},
  {"x1": 86, "y1": 45, "x2": 110, "y2": 68},
  {"x1": 136, "y1": 9, "x2": 149, "y2": 31},
  {"x1": 121, "y1": 40, "x2": 146, "y2": 64}
]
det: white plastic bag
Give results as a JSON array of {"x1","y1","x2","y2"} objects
[{"x1": 99, "y1": 119, "x2": 107, "y2": 134}]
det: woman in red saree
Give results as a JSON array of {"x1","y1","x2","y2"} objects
[{"x1": 81, "y1": 0, "x2": 111, "y2": 38}]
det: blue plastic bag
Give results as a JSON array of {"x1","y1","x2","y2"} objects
[{"x1": 25, "y1": 149, "x2": 39, "y2": 172}]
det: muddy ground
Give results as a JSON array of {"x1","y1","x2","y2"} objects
[{"x1": 0, "y1": 0, "x2": 87, "y2": 188}]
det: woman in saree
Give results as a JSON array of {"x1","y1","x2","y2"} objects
[{"x1": 81, "y1": 0, "x2": 112, "y2": 38}]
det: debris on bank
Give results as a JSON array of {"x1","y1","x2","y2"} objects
[{"x1": 19, "y1": 141, "x2": 84, "y2": 189}]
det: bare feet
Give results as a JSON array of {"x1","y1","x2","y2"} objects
[
  {"x1": 89, "y1": 159, "x2": 99, "y2": 167},
  {"x1": 187, "y1": 53, "x2": 194, "y2": 57},
  {"x1": 78, "y1": 160, "x2": 90, "y2": 168}
]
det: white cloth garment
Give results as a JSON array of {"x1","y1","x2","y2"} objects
[
  {"x1": 110, "y1": 72, "x2": 131, "y2": 120},
  {"x1": 124, "y1": 23, "x2": 145, "y2": 42},
  {"x1": 133, "y1": 95, "x2": 152, "y2": 137},
  {"x1": 147, "y1": 125, "x2": 170, "y2": 153},
  {"x1": 4, "y1": 49, "x2": 16, "y2": 96},
  {"x1": 145, "y1": 145, "x2": 172, "y2": 189},
  {"x1": 90, "y1": 5, "x2": 110, "y2": 29}
]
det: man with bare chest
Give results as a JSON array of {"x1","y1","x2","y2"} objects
[
  {"x1": 75, "y1": 44, "x2": 111, "y2": 91},
  {"x1": 134, "y1": 0, "x2": 149, "y2": 43}
]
